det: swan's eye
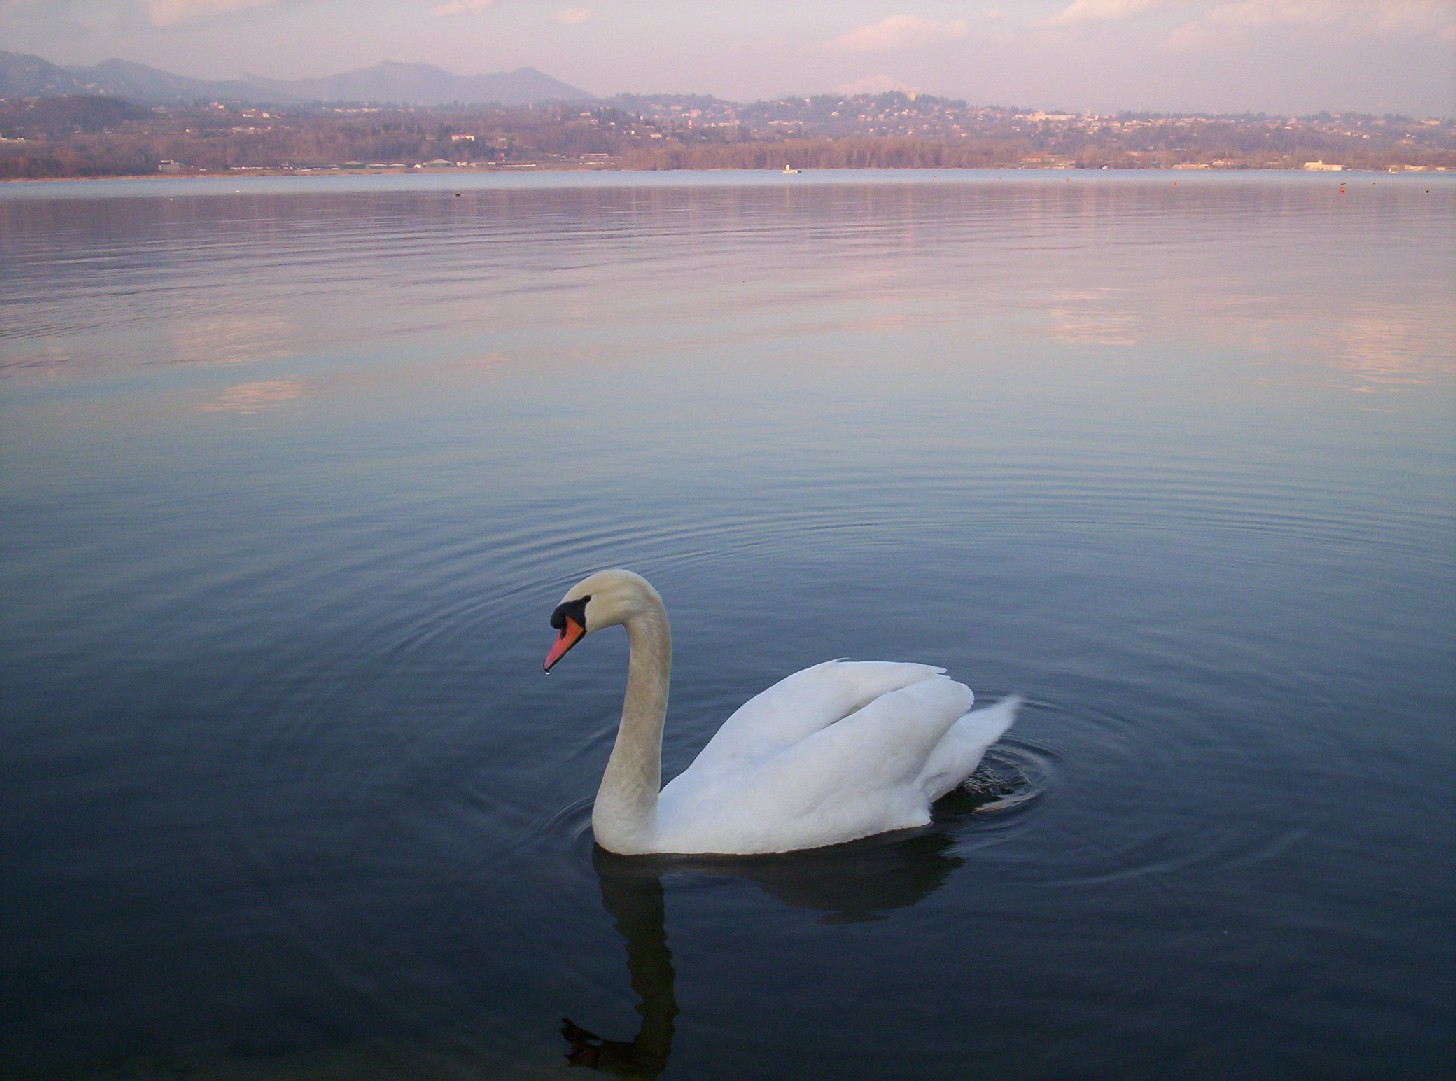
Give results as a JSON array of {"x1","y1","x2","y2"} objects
[{"x1": 551, "y1": 595, "x2": 590, "y2": 631}]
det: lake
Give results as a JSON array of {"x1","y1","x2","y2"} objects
[{"x1": 2, "y1": 169, "x2": 1453, "y2": 1080}]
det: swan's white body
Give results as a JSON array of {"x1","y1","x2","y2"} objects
[{"x1": 545, "y1": 569, "x2": 1020, "y2": 856}]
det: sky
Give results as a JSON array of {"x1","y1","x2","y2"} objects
[{"x1": 2, "y1": 0, "x2": 1454, "y2": 116}]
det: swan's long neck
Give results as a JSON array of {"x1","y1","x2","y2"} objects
[{"x1": 592, "y1": 597, "x2": 671, "y2": 854}]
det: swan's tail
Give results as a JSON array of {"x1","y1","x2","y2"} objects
[
  {"x1": 965, "y1": 694, "x2": 1022, "y2": 743},
  {"x1": 918, "y1": 694, "x2": 1023, "y2": 802}
]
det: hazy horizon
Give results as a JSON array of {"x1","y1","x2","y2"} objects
[{"x1": 2, "y1": 1, "x2": 1454, "y2": 117}]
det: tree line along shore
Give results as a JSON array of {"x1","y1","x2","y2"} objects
[{"x1": 1, "y1": 93, "x2": 1451, "y2": 180}]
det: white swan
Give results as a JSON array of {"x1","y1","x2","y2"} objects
[{"x1": 545, "y1": 569, "x2": 1021, "y2": 856}]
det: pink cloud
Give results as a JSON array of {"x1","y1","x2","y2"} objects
[
  {"x1": 432, "y1": 0, "x2": 495, "y2": 16},
  {"x1": 825, "y1": 14, "x2": 971, "y2": 54},
  {"x1": 1040, "y1": 0, "x2": 1167, "y2": 27},
  {"x1": 144, "y1": 0, "x2": 281, "y2": 28}
]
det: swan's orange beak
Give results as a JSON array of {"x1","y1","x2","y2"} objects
[{"x1": 544, "y1": 616, "x2": 585, "y2": 672}]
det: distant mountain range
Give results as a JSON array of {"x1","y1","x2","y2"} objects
[{"x1": 0, "y1": 50, "x2": 594, "y2": 106}]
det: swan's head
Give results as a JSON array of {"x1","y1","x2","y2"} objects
[{"x1": 544, "y1": 569, "x2": 662, "y2": 672}]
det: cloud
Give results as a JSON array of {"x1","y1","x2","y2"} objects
[
  {"x1": 552, "y1": 6, "x2": 591, "y2": 25},
  {"x1": 431, "y1": 0, "x2": 494, "y2": 15},
  {"x1": 1163, "y1": 0, "x2": 1456, "y2": 50},
  {"x1": 1040, "y1": 0, "x2": 1167, "y2": 26},
  {"x1": 825, "y1": 14, "x2": 971, "y2": 54},
  {"x1": 144, "y1": 0, "x2": 282, "y2": 28},
  {"x1": 1207, "y1": 0, "x2": 1455, "y2": 34}
]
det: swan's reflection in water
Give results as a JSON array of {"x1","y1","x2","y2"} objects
[
  {"x1": 563, "y1": 782, "x2": 1008, "y2": 1078},
  {"x1": 561, "y1": 852, "x2": 677, "y2": 1078}
]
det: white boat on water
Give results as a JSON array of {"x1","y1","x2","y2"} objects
[{"x1": 783, "y1": 164, "x2": 801, "y2": 174}]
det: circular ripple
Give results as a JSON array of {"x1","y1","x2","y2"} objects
[
  {"x1": 924, "y1": 737, "x2": 1060, "y2": 827},
  {"x1": 957, "y1": 739, "x2": 1058, "y2": 816}
]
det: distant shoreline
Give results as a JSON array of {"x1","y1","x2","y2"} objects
[{"x1": 5, "y1": 163, "x2": 1447, "y2": 185}]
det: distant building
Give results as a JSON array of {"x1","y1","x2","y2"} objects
[{"x1": 1303, "y1": 160, "x2": 1344, "y2": 171}]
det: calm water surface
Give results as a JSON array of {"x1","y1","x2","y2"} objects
[{"x1": 2, "y1": 170, "x2": 1453, "y2": 1079}]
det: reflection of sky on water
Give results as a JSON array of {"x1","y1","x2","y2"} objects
[
  {"x1": 1042, "y1": 285, "x2": 1452, "y2": 396},
  {"x1": 170, "y1": 312, "x2": 296, "y2": 368},
  {"x1": 1045, "y1": 288, "x2": 1143, "y2": 347},
  {"x1": 2, "y1": 173, "x2": 1449, "y2": 410},
  {"x1": 199, "y1": 352, "x2": 514, "y2": 415},
  {"x1": 201, "y1": 377, "x2": 306, "y2": 414},
  {"x1": 1334, "y1": 302, "x2": 1452, "y2": 390}
]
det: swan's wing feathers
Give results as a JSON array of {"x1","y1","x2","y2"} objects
[
  {"x1": 659, "y1": 675, "x2": 976, "y2": 853},
  {"x1": 760, "y1": 675, "x2": 976, "y2": 796},
  {"x1": 679, "y1": 660, "x2": 947, "y2": 782}
]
